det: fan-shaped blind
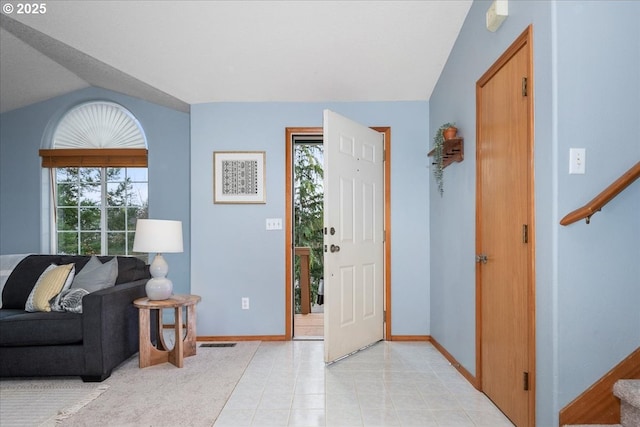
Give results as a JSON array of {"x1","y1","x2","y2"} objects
[{"x1": 40, "y1": 101, "x2": 148, "y2": 167}]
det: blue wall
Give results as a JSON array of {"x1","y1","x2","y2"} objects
[
  {"x1": 1, "y1": 90, "x2": 431, "y2": 337},
  {"x1": 2, "y1": 4, "x2": 638, "y2": 423},
  {"x1": 555, "y1": 0, "x2": 640, "y2": 412},
  {"x1": 190, "y1": 102, "x2": 430, "y2": 337},
  {"x1": 429, "y1": 1, "x2": 640, "y2": 426},
  {"x1": 0, "y1": 87, "x2": 191, "y2": 295}
]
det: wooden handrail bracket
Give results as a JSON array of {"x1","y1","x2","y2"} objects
[{"x1": 560, "y1": 161, "x2": 640, "y2": 226}]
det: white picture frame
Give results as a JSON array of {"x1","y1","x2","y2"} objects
[{"x1": 213, "y1": 151, "x2": 266, "y2": 204}]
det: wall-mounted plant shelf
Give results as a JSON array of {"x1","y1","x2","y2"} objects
[{"x1": 428, "y1": 137, "x2": 464, "y2": 169}]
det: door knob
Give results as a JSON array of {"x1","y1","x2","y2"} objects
[
  {"x1": 476, "y1": 254, "x2": 488, "y2": 264},
  {"x1": 330, "y1": 244, "x2": 340, "y2": 253}
]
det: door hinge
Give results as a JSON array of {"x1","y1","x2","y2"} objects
[
  {"x1": 383, "y1": 149, "x2": 386, "y2": 162},
  {"x1": 383, "y1": 310, "x2": 387, "y2": 323},
  {"x1": 383, "y1": 229, "x2": 386, "y2": 242},
  {"x1": 522, "y1": 224, "x2": 529, "y2": 244},
  {"x1": 523, "y1": 371, "x2": 529, "y2": 391},
  {"x1": 522, "y1": 77, "x2": 528, "y2": 97}
]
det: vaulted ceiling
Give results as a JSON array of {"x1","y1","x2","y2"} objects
[{"x1": 0, "y1": 1, "x2": 472, "y2": 113}]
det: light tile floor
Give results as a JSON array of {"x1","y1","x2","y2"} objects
[{"x1": 213, "y1": 340, "x2": 514, "y2": 427}]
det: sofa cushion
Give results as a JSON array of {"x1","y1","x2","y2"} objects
[
  {"x1": 0, "y1": 311, "x2": 83, "y2": 346},
  {"x1": 0, "y1": 254, "x2": 31, "y2": 309},
  {"x1": 25, "y1": 263, "x2": 75, "y2": 312},
  {"x1": 2, "y1": 256, "x2": 57, "y2": 309},
  {"x1": 109, "y1": 256, "x2": 149, "y2": 284},
  {"x1": 71, "y1": 256, "x2": 117, "y2": 293},
  {"x1": 58, "y1": 255, "x2": 147, "y2": 285},
  {"x1": 0, "y1": 309, "x2": 26, "y2": 320},
  {"x1": 2, "y1": 255, "x2": 148, "y2": 309}
]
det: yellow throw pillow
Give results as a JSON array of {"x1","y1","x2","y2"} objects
[{"x1": 31, "y1": 263, "x2": 74, "y2": 312}]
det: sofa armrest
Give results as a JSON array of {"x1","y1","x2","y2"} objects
[{"x1": 81, "y1": 279, "x2": 148, "y2": 380}]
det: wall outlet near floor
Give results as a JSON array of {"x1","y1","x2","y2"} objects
[{"x1": 241, "y1": 297, "x2": 250, "y2": 310}]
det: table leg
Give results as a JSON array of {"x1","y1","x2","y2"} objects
[
  {"x1": 138, "y1": 308, "x2": 151, "y2": 368},
  {"x1": 138, "y1": 307, "x2": 172, "y2": 368},
  {"x1": 169, "y1": 306, "x2": 185, "y2": 368},
  {"x1": 156, "y1": 308, "x2": 169, "y2": 351},
  {"x1": 184, "y1": 303, "x2": 198, "y2": 357}
]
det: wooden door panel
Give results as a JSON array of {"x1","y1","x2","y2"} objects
[{"x1": 477, "y1": 27, "x2": 534, "y2": 427}]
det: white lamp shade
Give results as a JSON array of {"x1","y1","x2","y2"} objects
[{"x1": 133, "y1": 219, "x2": 183, "y2": 253}]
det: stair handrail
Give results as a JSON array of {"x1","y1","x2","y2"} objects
[{"x1": 560, "y1": 161, "x2": 640, "y2": 225}]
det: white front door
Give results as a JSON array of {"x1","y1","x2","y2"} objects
[{"x1": 323, "y1": 110, "x2": 385, "y2": 363}]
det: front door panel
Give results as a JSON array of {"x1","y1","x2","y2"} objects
[{"x1": 323, "y1": 110, "x2": 384, "y2": 363}]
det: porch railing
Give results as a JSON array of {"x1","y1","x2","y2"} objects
[{"x1": 295, "y1": 247, "x2": 311, "y2": 314}]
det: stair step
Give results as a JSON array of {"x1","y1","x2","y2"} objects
[
  {"x1": 614, "y1": 379, "x2": 640, "y2": 408},
  {"x1": 614, "y1": 379, "x2": 640, "y2": 427},
  {"x1": 564, "y1": 425, "x2": 622, "y2": 427}
]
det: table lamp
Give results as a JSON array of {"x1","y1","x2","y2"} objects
[{"x1": 133, "y1": 219, "x2": 183, "y2": 300}]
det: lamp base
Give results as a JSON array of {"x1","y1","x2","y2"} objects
[{"x1": 146, "y1": 277, "x2": 173, "y2": 300}]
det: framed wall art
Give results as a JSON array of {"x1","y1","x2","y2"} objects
[{"x1": 213, "y1": 151, "x2": 266, "y2": 204}]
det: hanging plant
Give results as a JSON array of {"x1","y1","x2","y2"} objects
[{"x1": 432, "y1": 122, "x2": 455, "y2": 196}]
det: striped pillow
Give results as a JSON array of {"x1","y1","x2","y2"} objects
[{"x1": 25, "y1": 263, "x2": 75, "y2": 312}]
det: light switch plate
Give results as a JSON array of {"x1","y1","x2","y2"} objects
[
  {"x1": 266, "y1": 218, "x2": 282, "y2": 230},
  {"x1": 569, "y1": 148, "x2": 586, "y2": 174}
]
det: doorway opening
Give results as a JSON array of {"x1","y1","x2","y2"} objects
[
  {"x1": 284, "y1": 125, "x2": 392, "y2": 343},
  {"x1": 292, "y1": 134, "x2": 325, "y2": 339}
]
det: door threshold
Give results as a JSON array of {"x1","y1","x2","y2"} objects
[{"x1": 293, "y1": 336, "x2": 324, "y2": 341}]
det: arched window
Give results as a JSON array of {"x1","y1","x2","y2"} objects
[{"x1": 39, "y1": 101, "x2": 148, "y2": 255}]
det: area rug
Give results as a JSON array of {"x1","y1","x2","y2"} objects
[
  {"x1": 57, "y1": 341, "x2": 260, "y2": 426},
  {"x1": 0, "y1": 380, "x2": 109, "y2": 427}
]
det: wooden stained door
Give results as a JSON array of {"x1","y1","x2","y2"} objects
[
  {"x1": 323, "y1": 110, "x2": 385, "y2": 363},
  {"x1": 476, "y1": 26, "x2": 535, "y2": 427}
]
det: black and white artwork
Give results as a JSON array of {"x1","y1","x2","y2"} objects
[{"x1": 214, "y1": 151, "x2": 265, "y2": 203}]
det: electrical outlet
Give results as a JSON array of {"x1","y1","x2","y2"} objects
[
  {"x1": 241, "y1": 297, "x2": 250, "y2": 310},
  {"x1": 266, "y1": 218, "x2": 282, "y2": 230},
  {"x1": 569, "y1": 148, "x2": 586, "y2": 174}
]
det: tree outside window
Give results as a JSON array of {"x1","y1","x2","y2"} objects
[{"x1": 56, "y1": 167, "x2": 148, "y2": 255}]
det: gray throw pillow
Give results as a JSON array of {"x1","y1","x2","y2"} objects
[{"x1": 71, "y1": 256, "x2": 118, "y2": 293}]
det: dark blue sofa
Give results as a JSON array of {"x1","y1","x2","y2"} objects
[{"x1": 0, "y1": 255, "x2": 150, "y2": 382}]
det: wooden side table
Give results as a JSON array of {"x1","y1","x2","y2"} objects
[{"x1": 133, "y1": 294, "x2": 201, "y2": 368}]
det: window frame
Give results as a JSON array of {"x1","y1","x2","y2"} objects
[
  {"x1": 39, "y1": 100, "x2": 149, "y2": 255},
  {"x1": 52, "y1": 166, "x2": 148, "y2": 256}
]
